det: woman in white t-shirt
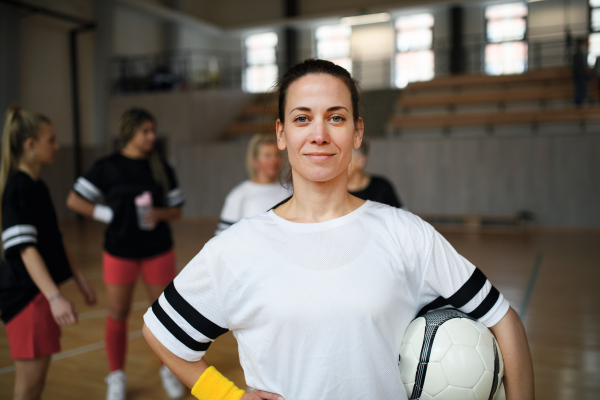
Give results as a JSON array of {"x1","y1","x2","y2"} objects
[
  {"x1": 142, "y1": 59, "x2": 534, "y2": 400},
  {"x1": 215, "y1": 133, "x2": 291, "y2": 235}
]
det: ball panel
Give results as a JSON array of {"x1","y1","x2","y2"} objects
[
  {"x1": 475, "y1": 335, "x2": 495, "y2": 372},
  {"x1": 403, "y1": 382, "x2": 414, "y2": 398},
  {"x1": 444, "y1": 318, "x2": 480, "y2": 347},
  {"x1": 473, "y1": 370, "x2": 494, "y2": 400},
  {"x1": 436, "y1": 386, "x2": 477, "y2": 400},
  {"x1": 421, "y1": 362, "x2": 448, "y2": 397},
  {"x1": 399, "y1": 343, "x2": 419, "y2": 384},
  {"x1": 402, "y1": 317, "x2": 426, "y2": 344},
  {"x1": 429, "y1": 326, "x2": 453, "y2": 363},
  {"x1": 441, "y1": 346, "x2": 485, "y2": 388}
]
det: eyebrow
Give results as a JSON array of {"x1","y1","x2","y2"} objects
[{"x1": 289, "y1": 106, "x2": 349, "y2": 115}]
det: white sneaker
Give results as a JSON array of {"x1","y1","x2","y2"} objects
[
  {"x1": 159, "y1": 365, "x2": 185, "y2": 399},
  {"x1": 105, "y1": 370, "x2": 127, "y2": 400}
]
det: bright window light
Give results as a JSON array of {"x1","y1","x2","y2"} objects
[
  {"x1": 315, "y1": 25, "x2": 352, "y2": 73},
  {"x1": 395, "y1": 13, "x2": 434, "y2": 88},
  {"x1": 340, "y1": 13, "x2": 390, "y2": 26},
  {"x1": 485, "y1": 41, "x2": 528, "y2": 75},
  {"x1": 244, "y1": 32, "x2": 278, "y2": 93},
  {"x1": 485, "y1": 3, "x2": 528, "y2": 76}
]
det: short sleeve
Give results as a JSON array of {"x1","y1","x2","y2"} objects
[
  {"x1": 73, "y1": 160, "x2": 106, "y2": 202},
  {"x1": 143, "y1": 244, "x2": 229, "y2": 361},
  {"x1": 2, "y1": 180, "x2": 38, "y2": 256},
  {"x1": 417, "y1": 230, "x2": 510, "y2": 327},
  {"x1": 215, "y1": 188, "x2": 242, "y2": 235},
  {"x1": 164, "y1": 163, "x2": 184, "y2": 207}
]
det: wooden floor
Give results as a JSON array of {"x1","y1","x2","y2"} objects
[{"x1": 0, "y1": 219, "x2": 599, "y2": 399}]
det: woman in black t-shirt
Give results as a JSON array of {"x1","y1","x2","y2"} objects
[
  {"x1": 347, "y1": 140, "x2": 403, "y2": 208},
  {"x1": 0, "y1": 105, "x2": 96, "y2": 400},
  {"x1": 66, "y1": 108, "x2": 185, "y2": 399}
]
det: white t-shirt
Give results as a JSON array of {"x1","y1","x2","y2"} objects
[
  {"x1": 215, "y1": 180, "x2": 291, "y2": 235},
  {"x1": 144, "y1": 201, "x2": 509, "y2": 400}
]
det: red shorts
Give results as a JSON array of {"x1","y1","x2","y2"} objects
[
  {"x1": 5, "y1": 292, "x2": 61, "y2": 360},
  {"x1": 103, "y1": 249, "x2": 176, "y2": 285}
]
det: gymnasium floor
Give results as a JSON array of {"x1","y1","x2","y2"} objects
[{"x1": 0, "y1": 218, "x2": 598, "y2": 399}]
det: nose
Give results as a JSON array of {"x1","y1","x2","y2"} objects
[{"x1": 310, "y1": 121, "x2": 331, "y2": 145}]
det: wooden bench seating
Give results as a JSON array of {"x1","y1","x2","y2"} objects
[
  {"x1": 399, "y1": 84, "x2": 581, "y2": 108},
  {"x1": 404, "y1": 67, "x2": 571, "y2": 92},
  {"x1": 390, "y1": 106, "x2": 600, "y2": 130}
]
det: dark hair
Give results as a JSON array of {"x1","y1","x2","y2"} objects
[
  {"x1": 275, "y1": 59, "x2": 362, "y2": 189},
  {"x1": 276, "y1": 59, "x2": 361, "y2": 124},
  {"x1": 118, "y1": 108, "x2": 169, "y2": 201}
]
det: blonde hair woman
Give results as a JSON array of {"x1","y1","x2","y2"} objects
[
  {"x1": 0, "y1": 105, "x2": 96, "y2": 400},
  {"x1": 66, "y1": 108, "x2": 185, "y2": 400},
  {"x1": 215, "y1": 133, "x2": 290, "y2": 235}
]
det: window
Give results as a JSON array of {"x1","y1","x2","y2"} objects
[
  {"x1": 589, "y1": 0, "x2": 600, "y2": 66},
  {"x1": 244, "y1": 32, "x2": 278, "y2": 93},
  {"x1": 315, "y1": 25, "x2": 352, "y2": 73},
  {"x1": 394, "y1": 13, "x2": 434, "y2": 88},
  {"x1": 484, "y1": 3, "x2": 528, "y2": 75}
]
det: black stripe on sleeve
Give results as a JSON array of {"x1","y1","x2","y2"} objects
[
  {"x1": 447, "y1": 268, "x2": 487, "y2": 309},
  {"x1": 152, "y1": 300, "x2": 211, "y2": 352},
  {"x1": 468, "y1": 287, "x2": 500, "y2": 320},
  {"x1": 164, "y1": 282, "x2": 229, "y2": 340}
]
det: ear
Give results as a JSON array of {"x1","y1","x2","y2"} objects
[
  {"x1": 276, "y1": 119, "x2": 287, "y2": 151},
  {"x1": 24, "y1": 137, "x2": 36, "y2": 152},
  {"x1": 353, "y1": 117, "x2": 364, "y2": 150}
]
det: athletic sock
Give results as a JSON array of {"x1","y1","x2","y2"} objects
[{"x1": 105, "y1": 317, "x2": 127, "y2": 372}]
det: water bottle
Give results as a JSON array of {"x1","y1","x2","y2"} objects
[{"x1": 135, "y1": 191, "x2": 154, "y2": 230}]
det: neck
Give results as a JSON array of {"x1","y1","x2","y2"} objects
[
  {"x1": 121, "y1": 145, "x2": 147, "y2": 159},
  {"x1": 275, "y1": 169, "x2": 364, "y2": 223},
  {"x1": 252, "y1": 171, "x2": 277, "y2": 184},
  {"x1": 17, "y1": 159, "x2": 41, "y2": 180}
]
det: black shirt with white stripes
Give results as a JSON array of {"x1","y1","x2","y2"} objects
[
  {"x1": 73, "y1": 153, "x2": 184, "y2": 259},
  {"x1": 0, "y1": 171, "x2": 72, "y2": 323}
]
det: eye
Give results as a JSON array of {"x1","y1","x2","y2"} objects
[
  {"x1": 331, "y1": 115, "x2": 345, "y2": 123},
  {"x1": 294, "y1": 116, "x2": 308, "y2": 123}
]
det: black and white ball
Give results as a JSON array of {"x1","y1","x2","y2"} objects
[{"x1": 399, "y1": 309, "x2": 504, "y2": 400}]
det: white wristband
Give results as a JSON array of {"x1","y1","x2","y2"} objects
[{"x1": 93, "y1": 204, "x2": 114, "y2": 224}]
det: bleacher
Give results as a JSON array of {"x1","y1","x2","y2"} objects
[
  {"x1": 389, "y1": 67, "x2": 600, "y2": 135},
  {"x1": 222, "y1": 93, "x2": 278, "y2": 138}
]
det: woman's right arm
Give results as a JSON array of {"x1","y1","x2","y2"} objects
[
  {"x1": 142, "y1": 324, "x2": 283, "y2": 400},
  {"x1": 66, "y1": 190, "x2": 95, "y2": 219},
  {"x1": 20, "y1": 246, "x2": 78, "y2": 325}
]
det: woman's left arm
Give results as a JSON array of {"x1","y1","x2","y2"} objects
[{"x1": 489, "y1": 307, "x2": 534, "y2": 400}]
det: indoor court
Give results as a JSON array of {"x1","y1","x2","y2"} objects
[{"x1": 1, "y1": 0, "x2": 599, "y2": 399}]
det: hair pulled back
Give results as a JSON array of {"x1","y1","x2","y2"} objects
[
  {"x1": 0, "y1": 105, "x2": 51, "y2": 256},
  {"x1": 276, "y1": 59, "x2": 361, "y2": 124},
  {"x1": 274, "y1": 59, "x2": 362, "y2": 188},
  {"x1": 118, "y1": 108, "x2": 169, "y2": 201}
]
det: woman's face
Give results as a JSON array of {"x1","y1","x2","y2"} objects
[
  {"x1": 276, "y1": 73, "x2": 363, "y2": 184},
  {"x1": 254, "y1": 143, "x2": 282, "y2": 180},
  {"x1": 30, "y1": 122, "x2": 59, "y2": 166},
  {"x1": 129, "y1": 120, "x2": 156, "y2": 154}
]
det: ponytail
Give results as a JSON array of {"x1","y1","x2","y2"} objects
[{"x1": 0, "y1": 105, "x2": 51, "y2": 257}]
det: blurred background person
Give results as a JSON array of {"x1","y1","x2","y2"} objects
[
  {"x1": 573, "y1": 38, "x2": 589, "y2": 107},
  {"x1": 215, "y1": 133, "x2": 291, "y2": 235},
  {"x1": 347, "y1": 140, "x2": 403, "y2": 208},
  {"x1": 66, "y1": 108, "x2": 185, "y2": 400}
]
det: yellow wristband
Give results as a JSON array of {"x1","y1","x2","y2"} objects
[{"x1": 191, "y1": 366, "x2": 245, "y2": 400}]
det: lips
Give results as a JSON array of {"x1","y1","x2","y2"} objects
[{"x1": 304, "y1": 153, "x2": 334, "y2": 161}]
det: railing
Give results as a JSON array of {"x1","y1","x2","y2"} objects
[{"x1": 109, "y1": 36, "x2": 577, "y2": 95}]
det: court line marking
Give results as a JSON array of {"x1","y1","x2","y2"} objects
[
  {"x1": 518, "y1": 252, "x2": 543, "y2": 318},
  {"x1": 0, "y1": 330, "x2": 144, "y2": 375}
]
